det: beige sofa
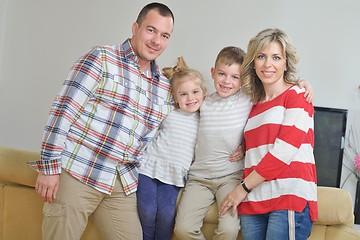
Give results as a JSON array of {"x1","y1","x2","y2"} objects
[{"x1": 1, "y1": 145, "x2": 360, "y2": 240}]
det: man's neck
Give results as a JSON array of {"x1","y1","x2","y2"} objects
[{"x1": 138, "y1": 60, "x2": 151, "y2": 73}]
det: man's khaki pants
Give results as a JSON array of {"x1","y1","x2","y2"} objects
[{"x1": 42, "y1": 171, "x2": 142, "y2": 240}]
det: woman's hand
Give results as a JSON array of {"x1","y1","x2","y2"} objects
[{"x1": 219, "y1": 185, "x2": 247, "y2": 217}]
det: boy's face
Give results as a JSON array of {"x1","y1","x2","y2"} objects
[{"x1": 211, "y1": 63, "x2": 242, "y2": 98}]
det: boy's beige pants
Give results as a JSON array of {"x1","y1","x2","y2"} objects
[{"x1": 174, "y1": 172, "x2": 242, "y2": 240}]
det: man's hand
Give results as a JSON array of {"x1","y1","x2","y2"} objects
[{"x1": 35, "y1": 173, "x2": 60, "y2": 203}]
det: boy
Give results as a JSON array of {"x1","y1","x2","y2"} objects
[{"x1": 174, "y1": 46, "x2": 250, "y2": 239}]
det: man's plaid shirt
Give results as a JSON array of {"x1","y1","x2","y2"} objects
[{"x1": 29, "y1": 39, "x2": 173, "y2": 195}]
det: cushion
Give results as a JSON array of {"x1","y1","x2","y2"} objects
[
  {"x1": 316, "y1": 186, "x2": 354, "y2": 226},
  {"x1": 0, "y1": 183, "x2": 4, "y2": 238}
]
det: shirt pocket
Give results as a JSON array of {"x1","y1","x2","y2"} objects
[
  {"x1": 97, "y1": 73, "x2": 136, "y2": 106},
  {"x1": 92, "y1": 73, "x2": 171, "y2": 127},
  {"x1": 97, "y1": 73, "x2": 170, "y2": 105}
]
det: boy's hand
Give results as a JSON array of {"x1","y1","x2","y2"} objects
[
  {"x1": 298, "y1": 79, "x2": 314, "y2": 103},
  {"x1": 228, "y1": 145, "x2": 245, "y2": 162}
]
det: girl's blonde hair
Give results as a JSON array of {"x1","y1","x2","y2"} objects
[
  {"x1": 241, "y1": 28, "x2": 299, "y2": 102},
  {"x1": 163, "y1": 57, "x2": 206, "y2": 107}
]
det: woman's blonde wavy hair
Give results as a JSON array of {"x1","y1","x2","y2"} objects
[{"x1": 241, "y1": 28, "x2": 299, "y2": 102}]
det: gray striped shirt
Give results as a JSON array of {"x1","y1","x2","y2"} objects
[{"x1": 189, "y1": 90, "x2": 252, "y2": 179}]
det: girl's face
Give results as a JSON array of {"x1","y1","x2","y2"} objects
[
  {"x1": 173, "y1": 77, "x2": 205, "y2": 113},
  {"x1": 254, "y1": 41, "x2": 287, "y2": 87}
]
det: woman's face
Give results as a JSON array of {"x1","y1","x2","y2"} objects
[{"x1": 254, "y1": 41, "x2": 287, "y2": 86}]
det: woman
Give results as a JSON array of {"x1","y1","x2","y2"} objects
[{"x1": 220, "y1": 28, "x2": 318, "y2": 240}]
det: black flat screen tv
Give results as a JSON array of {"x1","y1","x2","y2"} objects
[{"x1": 313, "y1": 106, "x2": 347, "y2": 188}]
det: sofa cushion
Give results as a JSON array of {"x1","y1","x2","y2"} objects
[
  {"x1": 0, "y1": 183, "x2": 4, "y2": 239},
  {"x1": 325, "y1": 225, "x2": 360, "y2": 240},
  {"x1": 316, "y1": 186, "x2": 354, "y2": 226},
  {"x1": 3, "y1": 184, "x2": 43, "y2": 239},
  {"x1": 308, "y1": 225, "x2": 326, "y2": 240}
]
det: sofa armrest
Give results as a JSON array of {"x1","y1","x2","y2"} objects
[
  {"x1": 316, "y1": 186, "x2": 354, "y2": 227},
  {"x1": 0, "y1": 146, "x2": 39, "y2": 187}
]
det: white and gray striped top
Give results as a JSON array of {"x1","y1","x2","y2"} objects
[{"x1": 139, "y1": 108, "x2": 200, "y2": 187}]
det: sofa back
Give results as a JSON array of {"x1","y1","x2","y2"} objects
[
  {"x1": 0, "y1": 146, "x2": 38, "y2": 187},
  {"x1": 1, "y1": 146, "x2": 359, "y2": 240}
]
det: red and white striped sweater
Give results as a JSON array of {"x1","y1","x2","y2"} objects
[{"x1": 238, "y1": 85, "x2": 318, "y2": 222}]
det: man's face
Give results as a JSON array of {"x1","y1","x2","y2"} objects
[{"x1": 131, "y1": 9, "x2": 173, "y2": 69}]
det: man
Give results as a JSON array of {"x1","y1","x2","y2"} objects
[{"x1": 28, "y1": 2, "x2": 174, "y2": 239}]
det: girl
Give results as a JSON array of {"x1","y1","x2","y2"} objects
[{"x1": 136, "y1": 57, "x2": 206, "y2": 240}]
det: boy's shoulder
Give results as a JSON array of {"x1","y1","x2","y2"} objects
[
  {"x1": 289, "y1": 84, "x2": 305, "y2": 94},
  {"x1": 203, "y1": 90, "x2": 251, "y2": 107}
]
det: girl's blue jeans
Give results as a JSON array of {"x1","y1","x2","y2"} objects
[{"x1": 137, "y1": 174, "x2": 180, "y2": 240}]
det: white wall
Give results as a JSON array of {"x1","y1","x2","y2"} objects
[
  {"x1": 1, "y1": 0, "x2": 360, "y2": 202},
  {"x1": 0, "y1": 0, "x2": 7, "y2": 79}
]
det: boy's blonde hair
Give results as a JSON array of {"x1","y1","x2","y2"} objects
[
  {"x1": 163, "y1": 57, "x2": 207, "y2": 107},
  {"x1": 214, "y1": 46, "x2": 246, "y2": 68}
]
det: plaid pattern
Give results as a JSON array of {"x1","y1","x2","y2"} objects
[{"x1": 28, "y1": 39, "x2": 173, "y2": 195}]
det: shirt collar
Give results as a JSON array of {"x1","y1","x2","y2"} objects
[{"x1": 122, "y1": 39, "x2": 160, "y2": 81}]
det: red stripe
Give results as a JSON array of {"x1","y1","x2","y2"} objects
[
  {"x1": 238, "y1": 195, "x2": 318, "y2": 221},
  {"x1": 246, "y1": 162, "x2": 316, "y2": 182}
]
